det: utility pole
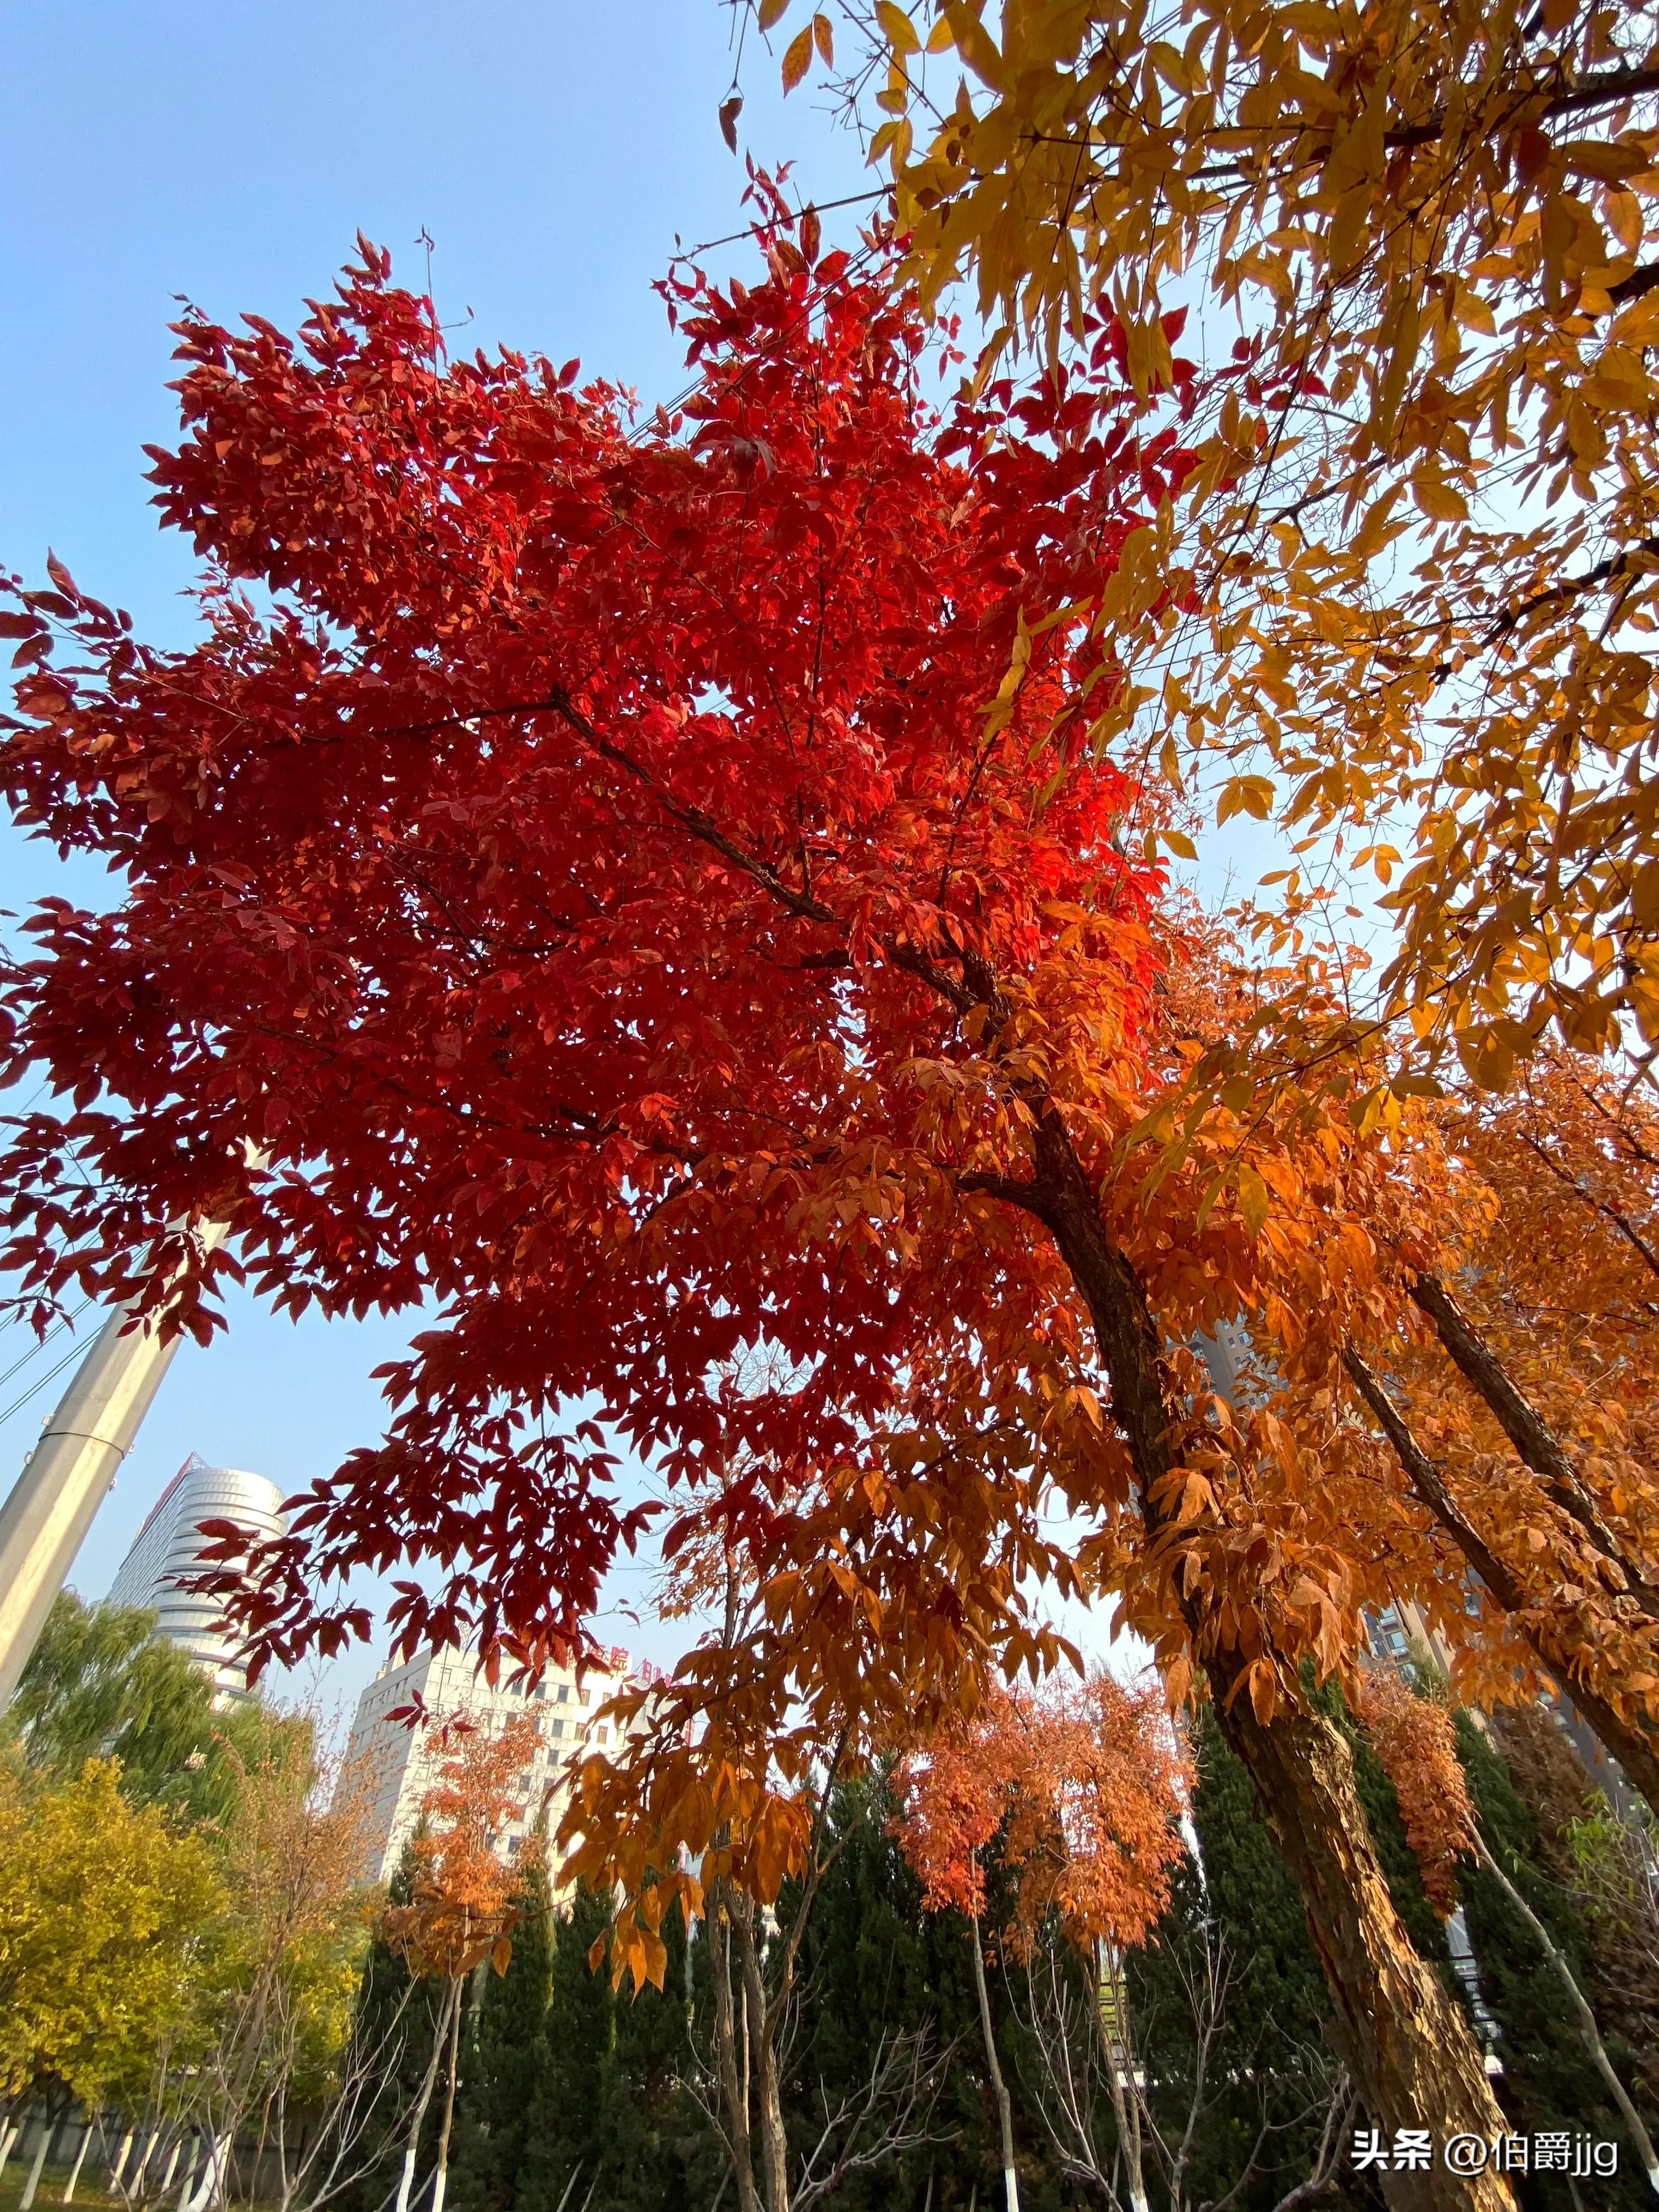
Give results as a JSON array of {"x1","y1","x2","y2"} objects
[{"x1": 0, "y1": 1222, "x2": 231, "y2": 1709}]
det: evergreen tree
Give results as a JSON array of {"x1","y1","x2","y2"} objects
[
  {"x1": 518, "y1": 1883, "x2": 702, "y2": 2212},
  {"x1": 1127, "y1": 1706, "x2": 1364, "y2": 2212},
  {"x1": 338, "y1": 1841, "x2": 449, "y2": 2212},
  {"x1": 1455, "y1": 1714, "x2": 1651, "y2": 2210},
  {"x1": 784, "y1": 1770, "x2": 998, "y2": 2211},
  {"x1": 450, "y1": 1853, "x2": 554, "y2": 2212}
]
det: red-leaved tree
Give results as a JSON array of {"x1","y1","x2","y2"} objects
[{"x1": 1, "y1": 193, "x2": 1515, "y2": 2188}]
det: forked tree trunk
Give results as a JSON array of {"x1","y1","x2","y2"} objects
[
  {"x1": 1016, "y1": 1104, "x2": 1515, "y2": 2212},
  {"x1": 708, "y1": 1888, "x2": 763, "y2": 2212},
  {"x1": 1409, "y1": 1273, "x2": 1659, "y2": 1620},
  {"x1": 1344, "y1": 1345, "x2": 1659, "y2": 1810},
  {"x1": 967, "y1": 1913, "x2": 1019, "y2": 2212},
  {"x1": 393, "y1": 1981, "x2": 453, "y2": 2212},
  {"x1": 1093, "y1": 1943, "x2": 1149, "y2": 2212},
  {"x1": 428, "y1": 1976, "x2": 465, "y2": 2212}
]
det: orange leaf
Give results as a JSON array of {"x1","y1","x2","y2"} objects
[{"x1": 782, "y1": 24, "x2": 812, "y2": 89}]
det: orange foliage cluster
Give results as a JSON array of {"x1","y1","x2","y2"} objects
[
  {"x1": 381, "y1": 1714, "x2": 538, "y2": 1980},
  {"x1": 898, "y1": 1672, "x2": 1189, "y2": 1956},
  {"x1": 1361, "y1": 1673, "x2": 1477, "y2": 1920}
]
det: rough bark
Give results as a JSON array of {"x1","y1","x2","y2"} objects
[
  {"x1": 1409, "y1": 1273, "x2": 1659, "y2": 1619},
  {"x1": 1003, "y1": 1104, "x2": 1515, "y2": 2212},
  {"x1": 1344, "y1": 1346, "x2": 1659, "y2": 1812}
]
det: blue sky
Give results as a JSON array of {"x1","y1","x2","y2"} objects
[{"x1": 0, "y1": 0, "x2": 877, "y2": 1723}]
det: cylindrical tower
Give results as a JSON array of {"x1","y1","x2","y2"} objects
[{"x1": 106, "y1": 1453, "x2": 286, "y2": 1696}]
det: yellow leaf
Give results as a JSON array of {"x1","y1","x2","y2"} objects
[
  {"x1": 1410, "y1": 467, "x2": 1469, "y2": 523},
  {"x1": 782, "y1": 23, "x2": 812, "y2": 89},
  {"x1": 874, "y1": 0, "x2": 920, "y2": 53},
  {"x1": 1238, "y1": 1164, "x2": 1270, "y2": 1237},
  {"x1": 813, "y1": 10, "x2": 833, "y2": 63},
  {"x1": 757, "y1": 0, "x2": 789, "y2": 26},
  {"x1": 1162, "y1": 827, "x2": 1198, "y2": 859},
  {"x1": 940, "y1": 0, "x2": 1007, "y2": 91}
]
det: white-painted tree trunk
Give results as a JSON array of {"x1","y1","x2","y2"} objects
[
  {"x1": 160, "y1": 2133, "x2": 184, "y2": 2192},
  {"x1": 108, "y1": 2126, "x2": 135, "y2": 2192},
  {"x1": 0, "y1": 2120, "x2": 20, "y2": 2181},
  {"x1": 20, "y1": 2114, "x2": 61, "y2": 2212},
  {"x1": 61, "y1": 2118, "x2": 95, "y2": 2204},
  {"x1": 393, "y1": 1983, "x2": 453, "y2": 2212},
  {"x1": 183, "y1": 2131, "x2": 230, "y2": 2212},
  {"x1": 174, "y1": 2132, "x2": 202, "y2": 2210}
]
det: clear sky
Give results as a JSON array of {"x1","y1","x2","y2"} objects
[{"x1": 0, "y1": 0, "x2": 879, "y2": 1724}]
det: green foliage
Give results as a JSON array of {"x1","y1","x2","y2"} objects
[
  {"x1": 1126, "y1": 1706, "x2": 1357, "y2": 2212},
  {"x1": 1455, "y1": 1715, "x2": 1651, "y2": 2208},
  {"x1": 7, "y1": 1590, "x2": 307, "y2": 1826},
  {"x1": 337, "y1": 1842, "x2": 449, "y2": 2212},
  {"x1": 785, "y1": 1770, "x2": 993, "y2": 2211},
  {"x1": 450, "y1": 1855, "x2": 552, "y2": 2212}
]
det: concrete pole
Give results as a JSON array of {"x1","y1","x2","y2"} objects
[{"x1": 0, "y1": 1220, "x2": 233, "y2": 1711}]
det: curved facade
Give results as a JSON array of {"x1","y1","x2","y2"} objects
[{"x1": 106, "y1": 1453, "x2": 286, "y2": 1696}]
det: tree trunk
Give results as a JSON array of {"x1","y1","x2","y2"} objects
[
  {"x1": 61, "y1": 2117, "x2": 95, "y2": 2205},
  {"x1": 393, "y1": 1981, "x2": 453, "y2": 2212},
  {"x1": 708, "y1": 1888, "x2": 763, "y2": 2212},
  {"x1": 427, "y1": 1973, "x2": 465, "y2": 2212},
  {"x1": 1017, "y1": 1105, "x2": 1515, "y2": 2212},
  {"x1": 1409, "y1": 1273, "x2": 1659, "y2": 1618},
  {"x1": 1472, "y1": 1833, "x2": 1659, "y2": 2194},
  {"x1": 0, "y1": 2117, "x2": 20, "y2": 2182},
  {"x1": 1093, "y1": 1942, "x2": 1149, "y2": 2212},
  {"x1": 968, "y1": 1914, "x2": 1019, "y2": 2212},
  {"x1": 160, "y1": 2132, "x2": 184, "y2": 2194},
  {"x1": 1344, "y1": 1345, "x2": 1659, "y2": 1809},
  {"x1": 108, "y1": 2125, "x2": 134, "y2": 2193},
  {"x1": 21, "y1": 2109, "x2": 62, "y2": 2212},
  {"x1": 729, "y1": 1897, "x2": 789, "y2": 2212},
  {"x1": 175, "y1": 2132, "x2": 202, "y2": 2211}
]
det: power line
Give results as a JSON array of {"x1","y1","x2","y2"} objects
[
  {"x1": 0, "y1": 1301, "x2": 94, "y2": 1396},
  {"x1": 0, "y1": 1338, "x2": 93, "y2": 1430}
]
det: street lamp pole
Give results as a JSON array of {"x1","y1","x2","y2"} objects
[{"x1": 0, "y1": 1222, "x2": 232, "y2": 1708}]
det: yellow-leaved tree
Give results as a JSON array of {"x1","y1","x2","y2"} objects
[
  {"x1": 751, "y1": 0, "x2": 1659, "y2": 1092},
  {"x1": 0, "y1": 1758, "x2": 222, "y2": 2194}
]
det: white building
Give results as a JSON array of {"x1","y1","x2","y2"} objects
[
  {"x1": 106, "y1": 1452, "x2": 286, "y2": 1696},
  {"x1": 343, "y1": 1641, "x2": 651, "y2": 1882}
]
